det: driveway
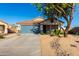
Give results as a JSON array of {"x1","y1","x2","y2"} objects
[{"x1": 0, "y1": 33, "x2": 41, "y2": 56}]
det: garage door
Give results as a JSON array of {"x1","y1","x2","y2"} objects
[{"x1": 20, "y1": 25, "x2": 33, "y2": 33}]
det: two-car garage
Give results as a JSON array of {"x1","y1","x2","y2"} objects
[
  {"x1": 16, "y1": 20, "x2": 34, "y2": 33},
  {"x1": 16, "y1": 17, "x2": 44, "y2": 33}
]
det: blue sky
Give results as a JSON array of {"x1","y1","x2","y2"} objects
[
  {"x1": 0, "y1": 3, "x2": 79, "y2": 28},
  {"x1": 0, "y1": 3, "x2": 42, "y2": 24}
]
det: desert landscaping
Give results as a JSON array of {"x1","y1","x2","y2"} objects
[{"x1": 40, "y1": 34, "x2": 79, "y2": 56}]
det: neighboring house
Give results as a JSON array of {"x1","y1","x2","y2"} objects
[
  {"x1": 69, "y1": 27, "x2": 79, "y2": 34},
  {"x1": 16, "y1": 17, "x2": 64, "y2": 33},
  {"x1": 0, "y1": 20, "x2": 17, "y2": 34},
  {"x1": 8, "y1": 24, "x2": 18, "y2": 33},
  {"x1": 0, "y1": 20, "x2": 8, "y2": 34}
]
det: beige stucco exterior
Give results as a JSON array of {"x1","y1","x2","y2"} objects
[
  {"x1": 0, "y1": 21, "x2": 8, "y2": 34},
  {"x1": 8, "y1": 24, "x2": 18, "y2": 33},
  {"x1": 0, "y1": 20, "x2": 18, "y2": 34}
]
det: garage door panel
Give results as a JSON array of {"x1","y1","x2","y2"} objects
[{"x1": 21, "y1": 26, "x2": 33, "y2": 33}]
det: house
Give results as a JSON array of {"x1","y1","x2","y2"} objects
[
  {"x1": 0, "y1": 20, "x2": 17, "y2": 34},
  {"x1": 16, "y1": 17, "x2": 64, "y2": 33},
  {"x1": 68, "y1": 27, "x2": 79, "y2": 35},
  {"x1": 16, "y1": 17, "x2": 44, "y2": 33},
  {"x1": 37, "y1": 18, "x2": 64, "y2": 33},
  {"x1": 8, "y1": 24, "x2": 18, "y2": 33},
  {"x1": 0, "y1": 20, "x2": 9, "y2": 34}
]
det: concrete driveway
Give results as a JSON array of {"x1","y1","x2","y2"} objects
[{"x1": 0, "y1": 33, "x2": 41, "y2": 56}]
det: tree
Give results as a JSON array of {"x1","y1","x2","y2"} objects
[{"x1": 33, "y1": 3, "x2": 74, "y2": 37}]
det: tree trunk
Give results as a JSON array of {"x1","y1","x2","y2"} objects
[
  {"x1": 64, "y1": 31, "x2": 68, "y2": 37},
  {"x1": 64, "y1": 4, "x2": 74, "y2": 37},
  {"x1": 64, "y1": 22, "x2": 71, "y2": 37}
]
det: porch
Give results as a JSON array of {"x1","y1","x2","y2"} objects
[{"x1": 40, "y1": 24, "x2": 59, "y2": 33}]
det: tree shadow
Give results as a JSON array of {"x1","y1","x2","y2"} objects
[
  {"x1": 50, "y1": 38, "x2": 72, "y2": 56},
  {"x1": 75, "y1": 41, "x2": 79, "y2": 43},
  {"x1": 70, "y1": 44, "x2": 77, "y2": 47}
]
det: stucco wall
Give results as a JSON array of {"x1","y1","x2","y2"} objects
[{"x1": 0, "y1": 22, "x2": 8, "y2": 34}]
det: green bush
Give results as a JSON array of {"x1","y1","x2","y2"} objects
[
  {"x1": 50, "y1": 30, "x2": 55, "y2": 36},
  {"x1": 40, "y1": 32, "x2": 45, "y2": 35},
  {"x1": 55, "y1": 29, "x2": 60, "y2": 35},
  {"x1": 76, "y1": 32, "x2": 79, "y2": 35},
  {"x1": 50, "y1": 29, "x2": 64, "y2": 36}
]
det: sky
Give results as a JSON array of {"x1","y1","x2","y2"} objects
[
  {"x1": 0, "y1": 3, "x2": 79, "y2": 28},
  {"x1": 0, "y1": 3, "x2": 42, "y2": 24}
]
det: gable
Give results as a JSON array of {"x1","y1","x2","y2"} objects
[
  {"x1": 0, "y1": 21, "x2": 7, "y2": 25},
  {"x1": 0, "y1": 20, "x2": 8, "y2": 25},
  {"x1": 40, "y1": 18, "x2": 64, "y2": 25}
]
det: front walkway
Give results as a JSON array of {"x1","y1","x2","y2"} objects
[{"x1": 0, "y1": 33, "x2": 41, "y2": 56}]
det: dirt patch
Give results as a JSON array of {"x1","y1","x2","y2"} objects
[{"x1": 40, "y1": 34, "x2": 79, "y2": 56}]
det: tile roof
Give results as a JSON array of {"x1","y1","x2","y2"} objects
[
  {"x1": 16, "y1": 18, "x2": 64, "y2": 26},
  {"x1": 16, "y1": 20, "x2": 33, "y2": 26},
  {"x1": 16, "y1": 17, "x2": 44, "y2": 25}
]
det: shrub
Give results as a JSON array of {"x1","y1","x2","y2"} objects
[
  {"x1": 40, "y1": 32, "x2": 45, "y2": 35},
  {"x1": 50, "y1": 30, "x2": 55, "y2": 36},
  {"x1": 68, "y1": 27, "x2": 79, "y2": 35},
  {"x1": 50, "y1": 29, "x2": 64, "y2": 36},
  {"x1": 76, "y1": 32, "x2": 79, "y2": 35},
  {"x1": 55, "y1": 29, "x2": 60, "y2": 35}
]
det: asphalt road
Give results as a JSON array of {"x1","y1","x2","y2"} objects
[{"x1": 0, "y1": 33, "x2": 41, "y2": 56}]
